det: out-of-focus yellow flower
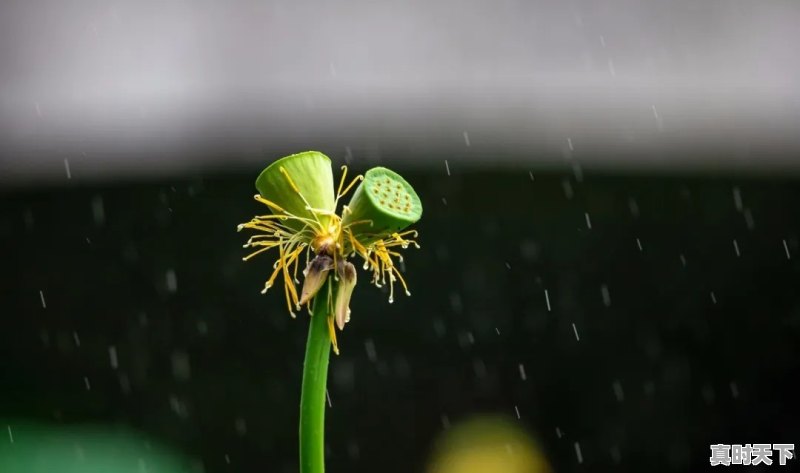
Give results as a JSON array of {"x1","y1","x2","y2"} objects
[{"x1": 427, "y1": 416, "x2": 552, "y2": 473}]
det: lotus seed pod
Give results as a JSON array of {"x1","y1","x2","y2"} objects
[
  {"x1": 255, "y1": 151, "x2": 336, "y2": 230},
  {"x1": 342, "y1": 167, "x2": 422, "y2": 244}
]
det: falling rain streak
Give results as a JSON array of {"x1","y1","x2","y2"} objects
[
  {"x1": 562, "y1": 179, "x2": 574, "y2": 199},
  {"x1": 544, "y1": 290, "x2": 551, "y2": 312},
  {"x1": 613, "y1": 380, "x2": 625, "y2": 402},
  {"x1": 39, "y1": 290, "x2": 46, "y2": 308},
  {"x1": 733, "y1": 187, "x2": 743, "y2": 211},
  {"x1": 109, "y1": 346, "x2": 118, "y2": 369}
]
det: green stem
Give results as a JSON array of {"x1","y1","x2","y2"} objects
[{"x1": 299, "y1": 284, "x2": 332, "y2": 473}]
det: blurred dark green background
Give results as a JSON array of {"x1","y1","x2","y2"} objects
[{"x1": 2, "y1": 163, "x2": 799, "y2": 472}]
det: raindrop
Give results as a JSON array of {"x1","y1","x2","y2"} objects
[
  {"x1": 495, "y1": 327, "x2": 501, "y2": 335},
  {"x1": 567, "y1": 137, "x2": 574, "y2": 151},
  {"x1": 555, "y1": 427, "x2": 563, "y2": 439},
  {"x1": 326, "y1": 389, "x2": 332, "y2": 408},
  {"x1": 171, "y1": 351, "x2": 191, "y2": 381},
  {"x1": 529, "y1": 171, "x2": 535, "y2": 181},
  {"x1": 572, "y1": 163, "x2": 583, "y2": 183},
  {"x1": 7, "y1": 425, "x2": 13, "y2": 443},
  {"x1": 628, "y1": 198, "x2": 640, "y2": 217},
  {"x1": 440, "y1": 414, "x2": 451, "y2": 429},
  {"x1": 612, "y1": 380, "x2": 625, "y2": 402},
  {"x1": 732, "y1": 187, "x2": 743, "y2": 211},
  {"x1": 514, "y1": 405, "x2": 521, "y2": 419},
  {"x1": 83, "y1": 376, "x2": 91, "y2": 391},
  {"x1": 652, "y1": 105, "x2": 664, "y2": 131},
  {"x1": 364, "y1": 339, "x2": 377, "y2": 362},
  {"x1": 574, "y1": 441, "x2": 584, "y2": 464},
  {"x1": 584, "y1": 213, "x2": 592, "y2": 230},
  {"x1": 441, "y1": 197, "x2": 448, "y2": 205},
  {"x1": 544, "y1": 289, "x2": 552, "y2": 312},
  {"x1": 518, "y1": 363, "x2": 527, "y2": 381},
  {"x1": 729, "y1": 382, "x2": 740, "y2": 399},
  {"x1": 710, "y1": 292, "x2": 717, "y2": 304},
  {"x1": 783, "y1": 239, "x2": 791, "y2": 260},
  {"x1": 444, "y1": 160, "x2": 451, "y2": 176},
  {"x1": 733, "y1": 239, "x2": 740, "y2": 257},
  {"x1": 169, "y1": 394, "x2": 189, "y2": 419},
  {"x1": 562, "y1": 179, "x2": 574, "y2": 199},
  {"x1": 462, "y1": 131, "x2": 471, "y2": 147},
  {"x1": 64, "y1": 159, "x2": 71, "y2": 179},
  {"x1": 636, "y1": 238, "x2": 643, "y2": 251},
  {"x1": 234, "y1": 417, "x2": 247, "y2": 436},
  {"x1": 744, "y1": 209, "x2": 755, "y2": 229},
  {"x1": 39, "y1": 290, "x2": 47, "y2": 308},
  {"x1": 572, "y1": 323, "x2": 580, "y2": 341},
  {"x1": 165, "y1": 269, "x2": 178, "y2": 293},
  {"x1": 601, "y1": 284, "x2": 611, "y2": 307},
  {"x1": 680, "y1": 254, "x2": 687, "y2": 267},
  {"x1": 108, "y1": 346, "x2": 118, "y2": 369}
]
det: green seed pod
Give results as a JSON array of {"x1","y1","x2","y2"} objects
[
  {"x1": 342, "y1": 166, "x2": 422, "y2": 244},
  {"x1": 255, "y1": 151, "x2": 336, "y2": 230}
]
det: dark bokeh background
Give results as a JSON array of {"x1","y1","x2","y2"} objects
[{"x1": 1, "y1": 159, "x2": 799, "y2": 472}]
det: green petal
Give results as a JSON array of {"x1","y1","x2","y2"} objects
[
  {"x1": 342, "y1": 167, "x2": 422, "y2": 244},
  {"x1": 255, "y1": 151, "x2": 335, "y2": 229}
]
